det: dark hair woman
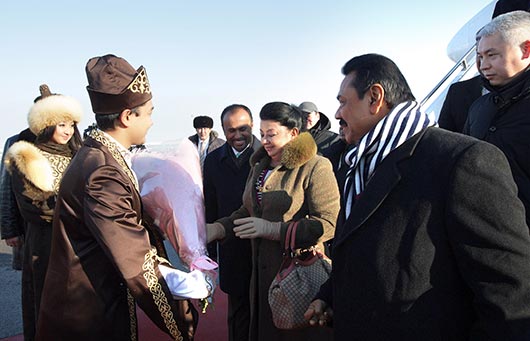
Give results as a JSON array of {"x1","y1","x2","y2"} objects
[
  {"x1": 4, "y1": 85, "x2": 82, "y2": 340},
  {"x1": 208, "y1": 101, "x2": 339, "y2": 340}
]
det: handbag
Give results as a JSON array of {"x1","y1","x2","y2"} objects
[{"x1": 268, "y1": 221, "x2": 332, "y2": 329}]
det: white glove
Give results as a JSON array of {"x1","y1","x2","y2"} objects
[
  {"x1": 233, "y1": 217, "x2": 281, "y2": 240},
  {"x1": 159, "y1": 264, "x2": 213, "y2": 299},
  {"x1": 206, "y1": 222, "x2": 225, "y2": 243}
]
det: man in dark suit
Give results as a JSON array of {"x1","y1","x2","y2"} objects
[
  {"x1": 304, "y1": 53, "x2": 530, "y2": 340},
  {"x1": 438, "y1": 75, "x2": 484, "y2": 132},
  {"x1": 188, "y1": 115, "x2": 225, "y2": 169},
  {"x1": 438, "y1": 0, "x2": 530, "y2": 132},
  {"x1": 464, "y1": 10, "x2": 530, "y2": 229},
  {"x1": 203, "y1": 104, "x2": 260, "y2": 341}
]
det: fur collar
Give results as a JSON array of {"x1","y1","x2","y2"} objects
[
  {"x1": 5, "y1": 141, "x2": 54, "y2": 192},
  {"x1": 251, "y1": 132, "x2": 317, "y2": 169}
]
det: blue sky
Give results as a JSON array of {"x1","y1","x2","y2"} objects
[{"x1": 0, "y1": 0, "x2": 493, "y2": 144}]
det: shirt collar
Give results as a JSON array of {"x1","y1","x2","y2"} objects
[
  {"x1": 231, "y1": 143, "x2": 250, "y2": 158},
  {"x1": 100, "y1": 130, "x2": 134, "y2": 169}
]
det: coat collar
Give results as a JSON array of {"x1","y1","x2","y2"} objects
[
  {"x1": 333, "y1": 128, "x2": 428, "y2": 249},
  {"x1": 85, "y1": 128, "x2": 139, "y2": 192},
  {"x1": 5, "y1": 140, "x2": 55, "y2": 192},
  {"x1": 250, "y1": 132, "x2": 317, "y2": 169}
]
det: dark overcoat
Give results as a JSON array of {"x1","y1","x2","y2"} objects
[
  {"x1": 36, "y1": 133, "x2": 197, "y2": 341},
  {"x1": 5, "y1": 140, "x2": 71, "y2": 340},
  {"x1": 308, "y1": 112, "x2": 340, "y2": 156},
  {"x1": 438, "y1": 75, "x2": 484, "y2": 133},
  {"x1": 464, "y1": 70, "x2": 530, "y2": 229},
  {"x1": 203, "y1": 136, "x2": 261, "y2": 295},
  {"x1": 323, "y1": 127, "x2": 530, "y2": 340}
]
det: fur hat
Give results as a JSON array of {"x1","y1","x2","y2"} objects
[
  {"x1": 27, "y1": 84, "x2": 83, "y2": 135},
  {"x1": 85, "y1": 54, "x2": 152, "y2": 114},
  {"x1": 193, "y1": 116, "x2": 214, "y2": 128}
]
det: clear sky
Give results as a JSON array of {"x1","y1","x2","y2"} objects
[{"x1": 0, "y1": 0, "x2": 493, "y2": 145}]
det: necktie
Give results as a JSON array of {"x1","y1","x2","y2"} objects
[{"x1": 199, "y1": 141, "x2": 207, "y2": 166}]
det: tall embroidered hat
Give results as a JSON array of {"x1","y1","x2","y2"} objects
[
  {"x1": 85, "y1": 54, "x2": 152, "y2": 114},
  {"x1": 28, "y1": 84, "x2": 83, "y2": 135}
]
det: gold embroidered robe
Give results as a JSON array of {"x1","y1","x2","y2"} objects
[{"x1": 36, "y1": 132, "x2": 197, "y2": 341}]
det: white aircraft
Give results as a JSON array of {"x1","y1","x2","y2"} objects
[{"x1": 421, "y1": 0, "x2": 496, "y2": 119}]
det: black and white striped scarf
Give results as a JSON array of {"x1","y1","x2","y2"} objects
[{"x1": 343, "y1": 101, "x2": 436, "y2": 218}]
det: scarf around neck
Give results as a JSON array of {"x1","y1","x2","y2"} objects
[
  {"x1": 343, "y1": 101, "x2": 436, "y2": 218},
  {"x1": 36, "y1": 141, "x2": 73, "y2": 157}
]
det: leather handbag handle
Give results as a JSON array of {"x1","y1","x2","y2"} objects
[
  {"x1": 289, "y1": 221, "x2": 298, "y2": 251},
  {"x1": 282, "y1": 221, "x2": 298, "y2": 257}
]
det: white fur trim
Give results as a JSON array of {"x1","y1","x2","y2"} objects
[
  {"x1": 5, "y1": 141, "x2": 54, "y2": 192},
  {"x1": 28, "y1": 95, "x2": 83, "y2": 135}
]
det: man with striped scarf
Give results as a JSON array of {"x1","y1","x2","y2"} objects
[{"x1": 305, "y1": 53, "x2": 530, "y2": 340}]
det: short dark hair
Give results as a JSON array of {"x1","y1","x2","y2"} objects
[
  {"x1": 35, "y1": 124, "x2": 83, "y2": 153},
  {"x1": 220, "y1": 104, "x2": 253, "y2": 128},
  {"x1": 341, "y1": 54, "x2": 415, "y2": 109},
  {"x1": 94, "y1": 106, "x2": 142, "y2": 131},
  {"x1": 95, "y1": 113, "x2": 121, "y2": 131},
  {"x1": 259, "y1": 102, "x2": 306, "y2": 132}
]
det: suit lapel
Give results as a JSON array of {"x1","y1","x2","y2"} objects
[
  {"x1": 333, "y1": 130, "x2": 426, "y2": 248},
  {"x1": 219, "y1": 145, "x2": 238, "y2": 173}
]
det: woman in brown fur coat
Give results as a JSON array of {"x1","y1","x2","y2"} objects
[
  {"x1": 4, "y1": 85, "x2": 82, "y2": 341},
  {"x1": 208, "y1": 102, "x2": 340, "y2": 341}
]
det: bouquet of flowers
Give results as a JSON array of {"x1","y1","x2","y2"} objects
[{"x1": 132, "y1": 139, "x2": 217, "y2": 307}]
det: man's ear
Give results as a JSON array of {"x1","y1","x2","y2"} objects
[
  {"x1": 368, "y1": 84, "x2": 385, "y2": 114},
  {"x1": 118, "y1": 109, "x2": 133, "y2": 128},
  {"x1": 522, "y1": 40, "x2": 530, "y2": 59}
]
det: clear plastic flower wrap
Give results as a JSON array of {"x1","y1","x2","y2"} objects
[{"x1": 132, "y1": 139, "x2": 217, "y2": 306}]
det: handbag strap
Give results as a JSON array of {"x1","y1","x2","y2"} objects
[
  {"x1": 289, "y1": 221, "x2": 298, "y2": 251},
  {"x1": 283, "y1": 221, "x2": 298, "y2": 257}
]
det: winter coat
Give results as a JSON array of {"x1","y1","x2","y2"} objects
[
  {"x1": 203, "y1": 136, "x2": 261, "y2": 295},
  {"x1": 5, "y1": 140, "x2": 72, "y2": 339},
  {"x1": 188, "y1": 130, "x2": 225, "y2": 155},
  {"x1": 0, "y1": 134, "x2": 25, "y2": 239},
  {"x1": 438, "y1": 75, "x2": 484, "y2": 133},
  {"x1": 317, "y1": 127, "x2": 530, "y2": 340},
  {"x1": 218, "y1": 132, "x2": 339, "y2": 341},
  {"x1": 464, "y1": 68, "x2": 530, "y2": 228},
  {"x1": 308, "y1": 113, "x2": 340, "y2": 156}
]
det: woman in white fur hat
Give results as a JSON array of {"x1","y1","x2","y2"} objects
[{"x1": 4, "y1": 84, "x2": 82, "y2": 341}]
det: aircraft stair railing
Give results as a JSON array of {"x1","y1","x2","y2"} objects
[{"x1": 420, "y1": 44, "x2": 479, "y2": 121}]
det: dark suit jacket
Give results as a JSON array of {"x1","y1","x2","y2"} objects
[
  {"x1": 438, "y1": 75, "x2": 484, "y2": 133},
  {"x1": 319, "y1": 127, "x2": 530, "y2": 340},
  {"x1": 0, "y1": 128, "x2": 35, "y2": 239},
  {"x1": 203, "y1": 137, "x2": 260, "y2": 295}
]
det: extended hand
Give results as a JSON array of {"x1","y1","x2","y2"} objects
[
  {"x1": 304, "y1": 299, "x2": 333, "y2": 327},
  {"x1": 233, "y1": 217, "x2": 281, "y2": 240}
]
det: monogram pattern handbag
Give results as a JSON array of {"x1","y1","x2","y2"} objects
[{"x1": 268, "y1": 221, "x2": 332, "y2": 329}]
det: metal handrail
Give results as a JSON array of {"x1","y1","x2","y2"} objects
[{"x1": 420, "y1": 44, "x2": 477, "y2": 107}]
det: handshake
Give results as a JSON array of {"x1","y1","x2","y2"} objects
[{"x1": 206, "y1": 217, "x2": 281, "y2": 243}]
